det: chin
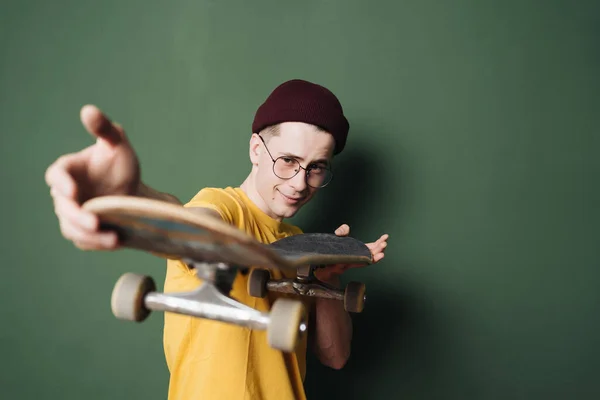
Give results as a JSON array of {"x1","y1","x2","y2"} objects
[
  {"x1": 274, "y1": 203, "x2": 304, "y2": 220},
  {"x1": 276, "y1": 207, "x2": 298, "y2": 219}
]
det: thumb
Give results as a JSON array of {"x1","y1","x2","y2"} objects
[
  {"x1": 335, "y1": 224, "x2": 350, "y2": 237},
  {"x1": 80, "y1": 104, "x2": 126, "y2": 147}
]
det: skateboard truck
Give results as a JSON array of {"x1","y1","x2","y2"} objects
[
  {"x1": 110, "y1": 260, "x2": 308, "y2": 353},
  {"x1": 247, "y1": 265, "x2": 367, "y2": 313}
]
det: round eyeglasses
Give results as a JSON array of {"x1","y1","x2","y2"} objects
[{"x1": 259, "y1": 135, "x2": 333, "y2": 188}]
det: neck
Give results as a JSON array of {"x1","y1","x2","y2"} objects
[{"x1": 239, "y1": 171, "x2": 283, "y2": 222}]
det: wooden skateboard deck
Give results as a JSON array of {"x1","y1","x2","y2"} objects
[{"x1": 82, "y1": 196, "x2": 373, "y2": 270}]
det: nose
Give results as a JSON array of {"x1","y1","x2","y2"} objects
[{"x1": 288, "y1": 168, "x2": 308, "y2": 192}]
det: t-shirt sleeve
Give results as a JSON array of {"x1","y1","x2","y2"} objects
[{"x1": 184, "y1": 188, "x2": 239, "y2": 225}]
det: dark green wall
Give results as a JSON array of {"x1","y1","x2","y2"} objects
[{"x1": 2, "y1": 1, "x2": 599, "y2": 399}]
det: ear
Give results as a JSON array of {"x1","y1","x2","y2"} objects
[{"x1": 249, "y1": 133, "x2": 262, "y2": 165}]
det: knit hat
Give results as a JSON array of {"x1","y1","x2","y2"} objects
[{"x1": 252, "y1": 79, "x2": 350, "y2": 154}]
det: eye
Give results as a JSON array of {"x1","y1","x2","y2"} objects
[
  {"x1": 281, "y1": 157, "x2": 295, "y2": 164},
  {"x1": 308, "y1": 164, "x2": 327, "y2": 174}
]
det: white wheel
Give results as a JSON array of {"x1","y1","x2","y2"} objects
[
  {"x1": 267, "y1": 298, "x2": 307, "y2": 352},
  {"x1": 344, "y1": 281, "x2": 366, "y2": 313},
  {"x1": 248, "y1": 268, "x2": 270, "y2": 298},
  {"x1": 111, "y1": 273, "x2": 156, "y2": 322}
]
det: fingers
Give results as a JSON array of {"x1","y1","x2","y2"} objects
[
  {"x1": 367, "y1": 233, "x2": 389, "y2": 263},
  {"x1": 335, "y1": 224, "x2": 350, "y2": 237},
  {"x1": 334, "y1": 226, "x2": 389, "y2": 264},
  {"x1": 52, "y1": 188, "x2": 97, "y2": 230},
  {"x1": 45, "y1": 154, "x2": 79, "y2": 199},
  {"x1": 80, "y1": 104, "x2": 125, "y2": 146},
  {"x1": 59, "y1": 217, "x2": 118, "y2": 251},
  {"x1": 372, "y1": 252, "x2": 385, "y2": 263},
  {"x1": 367, "y1": 234, "x2": 388, "y2": 249},
  {"x1": 51, "y1": 187, "x2": 119, "y2": 250},
  {"x1": 376, "y1": 233, "x2": 389, "y2": 244},
  {"x1": 45, "y1": 148, "x2": 93, "y2": 201}
]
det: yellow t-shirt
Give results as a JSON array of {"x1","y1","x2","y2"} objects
[{"x1": 163, "y1": 187, "x2": 307, "y2": 400}]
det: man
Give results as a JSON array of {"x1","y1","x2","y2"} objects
[{"x1": 45, "y1": 79, "x2": 388, "y2": 399}]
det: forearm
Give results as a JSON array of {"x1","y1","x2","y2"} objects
[
  {"x1": 135, "y1": 182, "x2": 182, "y2": 205},
  {"x1": 311, "y1": 271, "x2": 353, "y2": 369}
]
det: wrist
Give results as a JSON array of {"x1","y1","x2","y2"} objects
[
  {"x1": 135, "y1": 182, "x2": 181, "y2": 205},
  {"x1": 134, "y1": 181, "x2": 146, "y2": 197}
]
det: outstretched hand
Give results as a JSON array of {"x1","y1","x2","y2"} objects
[
  {"x1": 44, "y1": 105, "x2": 141, "y2": 251},
  {"x1": 315, "y1": 224, "x2": 388, "y2": 281}
]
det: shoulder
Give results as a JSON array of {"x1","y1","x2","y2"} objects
[
  {"x1": 186, "y1": 187, "x2": 239, "y2": 205},
  {"x1": 185, "y1": 187, "x2": 243, "y2": 224}
]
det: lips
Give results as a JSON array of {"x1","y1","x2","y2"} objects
[{"x1": 278, "y1": 190, "x2": 303, "y2": 203}]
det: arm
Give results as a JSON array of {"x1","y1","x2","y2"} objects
[
  {"x1": 310, "y1": 270, "x2": 353, "y2": 369},
  {"x1": 136, "y1": 182, "x2": 222, "y2": 221},
  {"x1": 309, "y1": 224, "x2": 389, "y2": 369},
  {"x1": 136, "y1": 182, "x2": 182, "y2": 205}
]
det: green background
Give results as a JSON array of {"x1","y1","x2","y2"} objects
[{"x1": 2, "y1": 0, "x2": 599, "y2": 399}]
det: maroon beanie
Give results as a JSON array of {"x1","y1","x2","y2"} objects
[{"x1": 252, "y1": 79, "x2": 350, "y2": 154}]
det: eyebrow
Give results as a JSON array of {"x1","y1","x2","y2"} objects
[{"x1": 279, "y1": 152, "x2": 330, "y2": 165}]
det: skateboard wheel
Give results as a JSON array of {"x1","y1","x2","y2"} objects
[
  {"x1": 111, "y1": 273, "x2": 156, "y2": 322},
  {"x1": 248, "y1": 268, "x2": 270, "y2": 298},
  {"x1": 267, "y1": 299, "x2": 307, "y2": 352},
  {"x1": 344, "y1": 282, "x2": 366, "y2": 313}
]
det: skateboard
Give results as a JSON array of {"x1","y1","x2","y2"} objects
[
  {"x1": 248, "y1": 233, "x2": 370, "y2": 313},
  {"x1": 82, "y1": 195, "x2": 372, "y2": 353}
]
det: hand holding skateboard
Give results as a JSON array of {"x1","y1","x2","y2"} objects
[
  {"x1": 318, "y1": 223, "x2": 388, "y2": 278},
  {"x1": 44, "y1": 105, "x2": 140, "y2": 251}
]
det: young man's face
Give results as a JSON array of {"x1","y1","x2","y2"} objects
[{"x1": 251, "y1": 122, "x2": 335, "y2": 221}]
